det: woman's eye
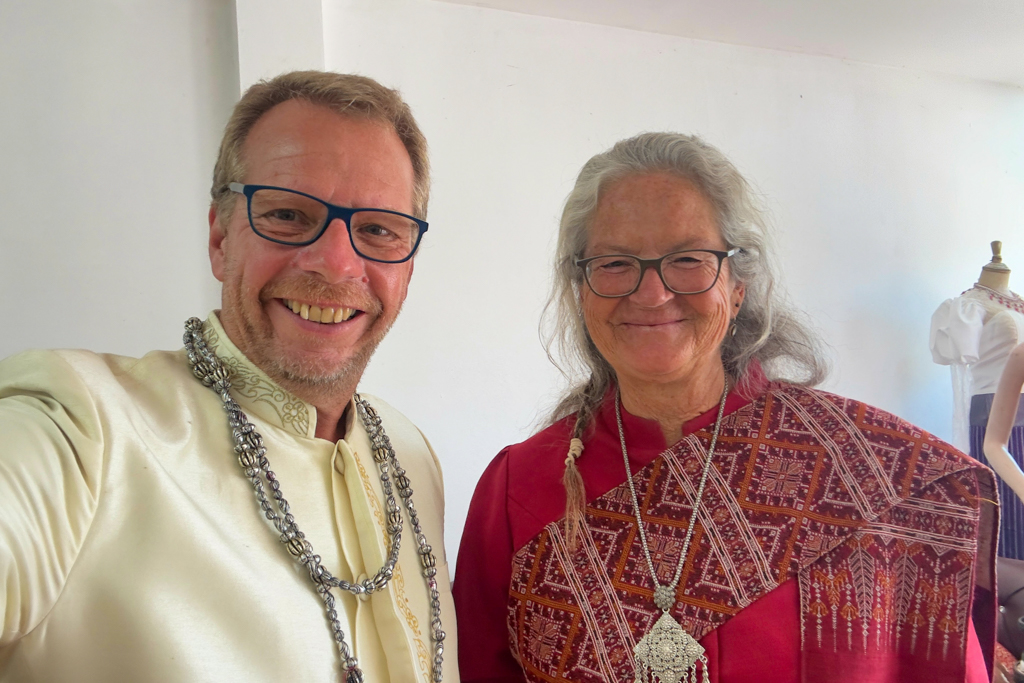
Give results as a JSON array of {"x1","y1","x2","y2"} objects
[
  {"x1": 666, "y1": 255, "x2": 705, "y2": 269},
  {"x1": 599, "y1": 260, "x2": 633, "y2": 270}
]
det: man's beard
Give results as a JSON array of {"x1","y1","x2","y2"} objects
[{"x1": 226, "y1": 272, "x2": 393, "y2": 401}]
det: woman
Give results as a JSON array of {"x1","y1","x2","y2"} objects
[{"x1": 454, "y1": 133, "x2": 996, "y2": 683}]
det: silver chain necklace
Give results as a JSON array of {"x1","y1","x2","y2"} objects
[
  {"x1": 615, "y1": 379, "x2": 728, "y2": 683},
  {"x1": 183, "y1": 318, "x2": 445, "y2": 683}
]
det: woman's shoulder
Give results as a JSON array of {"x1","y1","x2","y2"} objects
[
  {"x1": 501, "y1": 414, "x2": 576, "y2": 468},
  {"x1": 765, "y1": 382, "x2": 917, "y2": 423},
  {"x1": 762, "y1": 382, "x2": 987, "y2": 496},
  {"x1": 470, "y1": 415, "x2": 576, "y2": 503},
  {"x1": 764, "y1": 382, "x2": 937, "y2": 442}
]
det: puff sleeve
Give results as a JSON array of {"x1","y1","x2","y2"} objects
[{"x1": 930, "y1": 296, "x2": 986, "y2": 365}]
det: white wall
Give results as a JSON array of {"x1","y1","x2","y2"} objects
[
  {"x1": 0, "y1": 0, "x2": 238, "y2": 359},
  {"x1": 236, "y1": 0, "x2": 325, "y2": 89},
  {"x1": 2, "y1": 0, "x2": 1023, "y2": 574},
  {"x1": 323, "y1": 0, "x2": 1024, "y2": 570}
]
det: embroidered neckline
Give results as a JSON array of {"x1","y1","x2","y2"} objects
[
  {"x1": 969, "y1": 284, "x2": 1024, "y2": 315},
  {"x1": 200, "y1": 315, "x2": 311, "y2": 437}
]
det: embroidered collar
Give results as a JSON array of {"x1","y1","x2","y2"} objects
[
  {"x1": 969, "y1": 284, "x2": 1024, "y2": 315},
  {"x1": 200, "y1": 312, "x2": 315, "y2": 438}
]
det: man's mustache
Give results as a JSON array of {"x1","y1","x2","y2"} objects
[{"x1": 261, "y1": 276, "x2": 383, "y2": 316}]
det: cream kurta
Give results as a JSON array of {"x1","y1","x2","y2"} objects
[{"x1": 0, "y1": 314, "x2": 458, "y2": 682}]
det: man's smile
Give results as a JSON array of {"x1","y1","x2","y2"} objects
[{"x1": 280, "y1": 298, "x2": 361, "y2": 324}]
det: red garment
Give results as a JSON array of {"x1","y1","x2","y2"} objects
[{"x1": 454, "y1": 377, "x2": 996, "y2": 682}]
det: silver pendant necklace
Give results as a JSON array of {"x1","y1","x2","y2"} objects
[
  {"x1": 183, "y1": 318, "x2": 445, "y2": 683},
  {"x1": 615, "y1": 379, "x2": 729, "y2": 683}
]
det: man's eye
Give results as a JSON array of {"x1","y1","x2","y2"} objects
[
  {"x1": 359, "y1": 223, "x2": 392, "y2": 238},
  {"x1": 265, "y1": 208, "x2": 301, "y2": 222}
]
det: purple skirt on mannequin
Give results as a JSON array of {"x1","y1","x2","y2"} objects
[{"x1": 970, "y1": 393, "x2": 1024, "y2": 560}]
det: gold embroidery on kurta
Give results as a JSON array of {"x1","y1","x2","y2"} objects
[{"x1": 353, "y1": 450, "x2": 430, "y2": 680}]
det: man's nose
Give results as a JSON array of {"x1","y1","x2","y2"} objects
[
  {"x1": 629, "y1": 264, "x2": 674, "y2": 306},
  {"x1": 295, "y1": 219, "x2": 366, "y2": 282}
]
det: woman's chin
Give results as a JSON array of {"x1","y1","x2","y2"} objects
[
  {"x1": 615, "y1": 359, "x2": 697, "y2": 385},
  {"x1": 610, "y1": 343, "x2": 728, "y2": 387}
]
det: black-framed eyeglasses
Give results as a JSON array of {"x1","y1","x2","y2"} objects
[
  {"x1": 228, "y1": 183, "x2": 428, "y2": 264},
  {"x1": 576, "y1": 248, "x2": 740, "y2": 298}
]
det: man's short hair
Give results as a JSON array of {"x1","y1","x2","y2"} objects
[{"x1": 211, "y1": 71, "x2": 430, "y2": 221}]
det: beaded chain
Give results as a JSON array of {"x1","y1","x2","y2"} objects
[
  {"x1": 616, "y1": 378, "x2": 729, "y2": 612},
  {"x1": 183, "y1": 318, "x2": 445, "y2": 683}
]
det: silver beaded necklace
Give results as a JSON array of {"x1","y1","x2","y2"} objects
[
  {"x1": 615, "y1": 379, "x2": 728, "y2": 683},
  {"x1": 183, "y1": 318, "x2": 445, "y2": 683}
]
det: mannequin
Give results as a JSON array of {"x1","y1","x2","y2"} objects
[
  {"x1": 984, "y1": 342, "x2": 1024, "y2": 505},
  {"x1": 930, "y1": 241, "x2": 1024, "y2": 559},
  {"x1": 979, "y1": 241, "x2": 1013, "y2": 294},
  {"x1": 987, "y1": 354, "x2": 1024, "y2": 671}
]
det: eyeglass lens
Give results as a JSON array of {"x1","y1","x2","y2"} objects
[
  {"x1": 249, "y1": 188, "x2": 420, "y2": 261},
  {"x1": 584, "y1": 251, "x2": 723, "y2": 296}
]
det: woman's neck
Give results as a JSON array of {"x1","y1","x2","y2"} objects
[{"x1": 618, "y1": 363, "x2": 727, "y2": 446}]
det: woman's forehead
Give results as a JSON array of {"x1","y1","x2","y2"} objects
[{"x1": 587, "y1": 173, "x2": 724, "y2": 252}]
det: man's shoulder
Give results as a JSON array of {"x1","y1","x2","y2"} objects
[
  {"x1": 0, "y1": 346, "x2": 197, "y2": 416},
  {"x1": 356, "y1": 392, "x2": 443, "y2": 477},
  {"x1": 356, "y1": 392, "x2": 425, "y2": 442}
]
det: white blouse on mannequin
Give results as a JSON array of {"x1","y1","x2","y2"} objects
[{"x1": 930, "y1": 285, "x2": 1024, "y2": 452}]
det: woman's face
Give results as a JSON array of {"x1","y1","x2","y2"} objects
[{"x1": 581, "y1": 172, "x2": 744, "y2": 389}]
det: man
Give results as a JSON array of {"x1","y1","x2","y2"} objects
[{"x1": 0, "y1": 71, "x2": 457, "y2": 682}]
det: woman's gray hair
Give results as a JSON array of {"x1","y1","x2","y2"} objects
[{"x1": 543, "y1": 132, "x2": 829, "y2": 434}]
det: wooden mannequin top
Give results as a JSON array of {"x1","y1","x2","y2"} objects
[
  {"x1": 983, "y1": 342, "x2": 1024, "y2": 504},
  {"x1": 977, "y1": 240, "x2": 1011, "y2": 294}
]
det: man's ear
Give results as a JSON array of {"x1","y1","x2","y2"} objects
[{"x1": 209, "y1": 204, "x2": 227, "y2": 283}]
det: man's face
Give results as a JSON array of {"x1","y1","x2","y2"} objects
[{"x1": 209, "y1": 99, "x2": 416, "y2": 399}]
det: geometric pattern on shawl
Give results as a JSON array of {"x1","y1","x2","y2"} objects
[{"x1": 508, "y1": 385, "x2": 995, "y2": 683}]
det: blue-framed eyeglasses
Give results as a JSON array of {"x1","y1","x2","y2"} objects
[
  {"x1": 228, "y1": 183, "x2": 428, "y2": 264},
  {"x1": 576, "y1": 248, "x2": 740, "y2": 298}
]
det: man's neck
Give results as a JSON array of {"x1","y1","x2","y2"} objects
[
  {"x1": 313, "y1": 402, "x2": 351, "y2": 442},
  {"x1": 274, "y1": 374, "x2": 355, "y2": 443}
]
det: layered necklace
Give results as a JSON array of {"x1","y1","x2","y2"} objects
[
  {"x1": 615, "y1": 379, "x2": 729, "y2": 683},
  {"x1": 183, "y1": 318, "x2": 444, "y2": 683}
]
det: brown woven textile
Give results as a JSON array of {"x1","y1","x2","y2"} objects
[{"x1": 508, "y1": 385, "x2": 996, "y2": 682}]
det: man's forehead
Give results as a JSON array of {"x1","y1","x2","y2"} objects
[
  {"x1": 236, "y1": 99, "x2": 414, "y2": 211},
  {"x1": 244, "y1": 100, "x2": 391, "y2": 157}
]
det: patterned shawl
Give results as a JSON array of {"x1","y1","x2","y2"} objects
[{"x1": 508, "y1": 385, "x2": 996, "y2": 682}]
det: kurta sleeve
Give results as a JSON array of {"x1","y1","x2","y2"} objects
[
  {"x1": 453, "y1": 448, "x2": 524, "y2": 683},
  {"x1": 0, "y1": 350, "x2": 104, "y2": 646},
  {"x1": 930, "y1": 296, "x2": 986, "y2": 365}
]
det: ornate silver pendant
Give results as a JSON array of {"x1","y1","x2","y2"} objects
[{"x1": 634, "y1": 612, "x2": 708, "y2": 683}]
